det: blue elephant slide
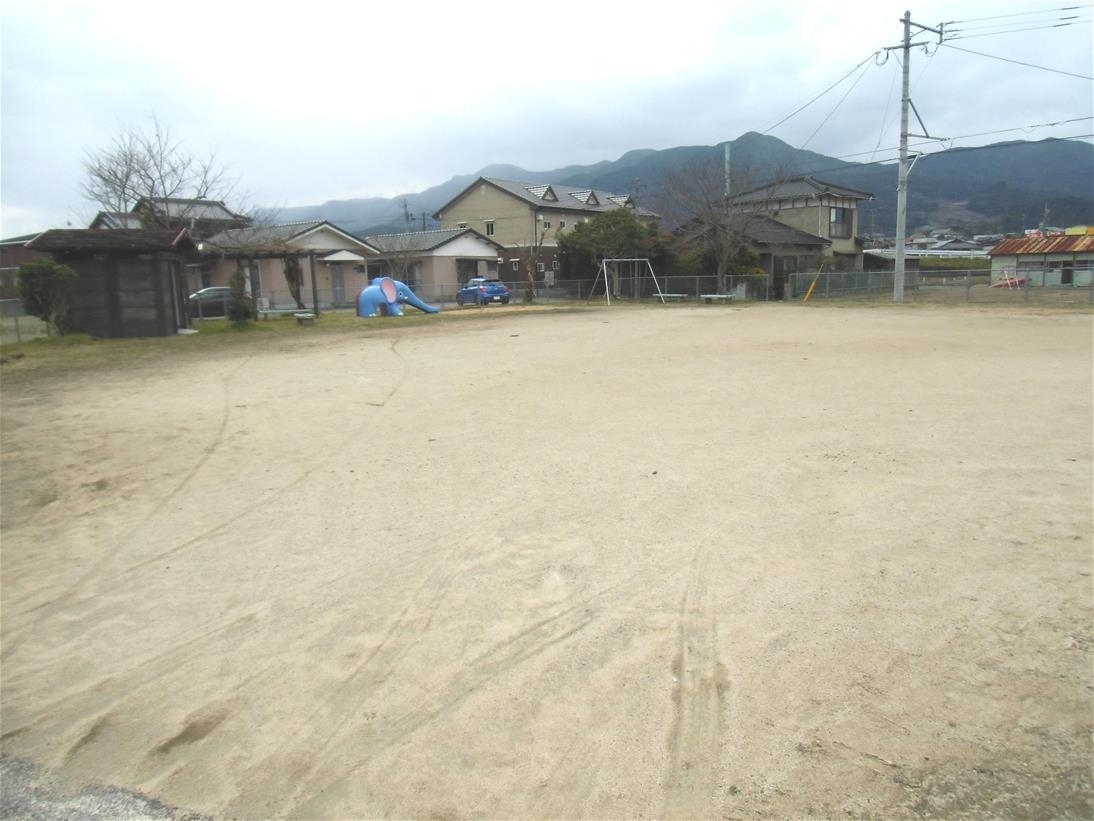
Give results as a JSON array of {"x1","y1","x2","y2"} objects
[{"x1": 356, "y1": 277, "x2": 441, "y2": 317}]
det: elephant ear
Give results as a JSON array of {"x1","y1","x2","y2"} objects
[{"x1": 381, "y1": 278, "x2": 398, "y2": 303}]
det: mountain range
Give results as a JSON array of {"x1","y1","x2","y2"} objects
[{"x1": 269, "y1": 133, "x2": 1094, "y2": 237}]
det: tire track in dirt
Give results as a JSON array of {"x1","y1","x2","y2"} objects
[
  {"x1": 279, "y1": 580, "x2": 629, "y2": 818},
  {"x1": 661, "y1": 542, "x2": 728, "y2": 820},
  {"x1": 2, "y1": 355, "x2": 253, "y2": 657},
  {"x1": 7, "y1": 339, "x2": 408, "y2": 635},
  {"x1": 1, "y1": 611, "x2": 267, "y2": 742}
]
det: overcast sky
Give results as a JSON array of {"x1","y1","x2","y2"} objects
[{"x1": 2, "y1": 0, "x2": 1091, "y2": 236}]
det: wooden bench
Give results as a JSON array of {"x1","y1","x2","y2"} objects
[{"x1": 700, "y1": 294, "x2": 734, "y2": 304}]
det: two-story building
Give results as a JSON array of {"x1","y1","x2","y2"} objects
[
  {"x1": 730, "y1": 176, "x2": 873, "y2": 270},
  {"x1": 433, "y1": 177, "x2": 657, "y2": 282}
]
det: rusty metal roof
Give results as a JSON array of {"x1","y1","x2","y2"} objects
[{"x1": 988, "y1": 235, "x2": 1094, "y2": 256}]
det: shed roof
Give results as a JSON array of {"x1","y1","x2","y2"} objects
[
  {"x1": 364, "y1": 227, "x2": 503, "y2": 254},
  {"x1": 732, "y1": 175, "x2": 874, "y2": 204},
  {"x1": 0, "y1": 233, "x2": 42, "y2": 246},
  {"x1": 988, "y1": 235, "x2": 1094, "y2": 256},
  {"x1": 27, "y1": 229, "x2": 196, "y2": 253}
]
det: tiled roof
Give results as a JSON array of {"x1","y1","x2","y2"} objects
[
  {"x1": 444, "y1": 177, "x2": 658, "y2": 218},
  {"x1": 204, "y1": 221, "x2": 325, "y2": 250},
  {"x1": 90, "y1": 211, "x2": 145, "y2": 229},
  {"x1": 745, "y1": 215, "x2": 831, "y2": 247},
  {"x1": 365, "y1": 228, "x2": 500, "y2": 253},
  {"x1": 203, "y1": 221, "x2": 379, "y2": 254},
  {"x1": 732, "y1": 175, "x2": 874, "y2": 204},
  {"x1": 27, "y1": 229, "x2": 195, "y2": 253},
  {"x1": 136, "y1": 197, "x2": 246, "y2": 221},
  {"x1": 988, "y1": 235, "x2": 1094, "y2": 255}
]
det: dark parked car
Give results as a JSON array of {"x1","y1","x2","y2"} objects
[
  {"x1": 457, "y1": 278, "x2": 510, "y2": 306},
  {"x1": 189, "y1": 287, "x2": 250, "y2": 318}
]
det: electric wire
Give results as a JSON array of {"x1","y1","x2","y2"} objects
[
  {"x1": 869, "y1": 57, "x2": 900, "y2": 163},
  {"x1": 946, "y1": 14, "x2": 1083, "y2": 33},
  {"x1": 799, "y1": 58, "x2": 875, "y2": 153},
  {"x1": 946, "y1": 19, "x2": 1091, "y2": 40},
  {"x1": 939, "y1": 42, "x2": 1093, "y2": 80},
  {"x1": 746, "y1": 134, "x2": 1094, "y2": 187},
  {"x1": 945, "y1": 5, "x2": 1090, "y2": 25},
  {"x1": 758, "y1": 52, "x2": 881, "y2": 136},
  {"x1": 834, "y1": 118, "x2": 1093, "y2": 161}
]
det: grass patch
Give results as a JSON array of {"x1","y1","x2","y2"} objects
[{"x1": 0, "y1": 303, "x2": 593, "y2": 380}]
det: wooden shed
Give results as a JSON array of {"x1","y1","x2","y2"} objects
[{"x1": 26, "y1": 229, "x2": 196, "y2": 338}]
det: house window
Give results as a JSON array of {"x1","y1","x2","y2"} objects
[
  {"x1": 559, "y1": 220, "x2": 566, "y2": 229},
  {"x1": 511, "y1": 259, "x2": 519, "y2": 271},
  {"x1": 552, "y1": 259, "x2": 560, "y2": 270},
  {"x1": 457, "y1": 222, "x2": 467, "y2": 229},
  {"x1": 537, "y1": 262, "x2": 545, "y2": 273},
  {"x1": 829, "y1": 207, "x2": 852, "y2": 239},
  {"x1": 543, "y1": 221, "x2": 551, "y2": 230},
  {"x1": 485, "y1": 221, "x2": 495, "y2": 236}
]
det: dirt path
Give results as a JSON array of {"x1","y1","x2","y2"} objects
[{"x1": 2, "y1": 305, "x2": 1091, "y2": 818}]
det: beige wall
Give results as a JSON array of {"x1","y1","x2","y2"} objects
[
  {"x1": 437, "y1": 181, "x2": 640, "y2": 250},
  {"x1": 751, "y1": 195, "x2": 862, "y2": 257}
]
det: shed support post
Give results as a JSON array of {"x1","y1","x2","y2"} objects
[{"x1": 309, "y1": 254, "x2": 320, "y2": 316}]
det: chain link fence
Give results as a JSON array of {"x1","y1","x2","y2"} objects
[
  {"x1": 786, "y1": 269, "x2": 1094, "y2": 306},
  {"x1": 247, "y1": 272, "x2": 1093, "y2": 313},
  {"x1": 0, "y1": 299, "x2": 49, "y2": 345}
]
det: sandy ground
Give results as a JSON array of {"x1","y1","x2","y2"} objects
[{"x1": 1, "y1": 304, "x2": 1091, "y2": 819}]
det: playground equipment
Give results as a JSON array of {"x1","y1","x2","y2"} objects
[
  {"x1": 356, "y1": 277, "x2": 440, "y2": 317},
  {"x1": 586, "y1": 258, "x2": 667, "y2": 304}
]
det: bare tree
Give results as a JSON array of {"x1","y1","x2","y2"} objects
[
  {"x1": 81, "y1": 116, "x2": 238, "y2": 227},
  {"x1": 658, "y1": 155, "x2": 760, "y2": 295},
  {"x1": 657, "y1": 153, "x2": 798, "y2": 295}
]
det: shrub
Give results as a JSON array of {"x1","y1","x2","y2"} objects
[
  {"x1": 17, "y1": 259, "x2": 78, "y2": 335},
  {"x1": 227, "y1": 268, "x2": 253, "y2": 326}
]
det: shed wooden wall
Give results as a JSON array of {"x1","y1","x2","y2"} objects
[{"x1": 65, "y1": 254, "x2": 182, "y2": 338}]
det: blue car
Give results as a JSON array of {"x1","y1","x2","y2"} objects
[{"x1": 457, "y1": 278, "x2": 510, "y2": 306}]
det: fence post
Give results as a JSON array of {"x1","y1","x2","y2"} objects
[
  {"x1": 14, "y1": 314, "x2": 21, "y2": 344},
  {"x1": 965, "y1": 269, "x2": 971, "y2": 303},
  {"x1": 1023, "y1": 271, "x2": 1030, "y2": 302},
  {"x1": 867, "y1": 271, "x2": 872, "y2": 298}
]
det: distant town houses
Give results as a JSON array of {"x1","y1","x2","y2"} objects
[{"x1": 433, "y1": 177, "x2": 659, "y2": 282}]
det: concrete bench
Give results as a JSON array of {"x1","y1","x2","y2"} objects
[
  {"x1": 700, "y1": 294, "x2": 734, "y2": 303},
  {"x1": 659, "y1": 293, "x2": 688, "y2": 301},
  {"x1": 294, "y1": 313, "x2": 316, "y2": 326}
]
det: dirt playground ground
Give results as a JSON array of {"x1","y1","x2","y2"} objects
[{"x1": 1, "y1": 304, "x2": 1091, "y2": 819}]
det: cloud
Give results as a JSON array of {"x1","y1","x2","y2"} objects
[{"x1": 1, "y1": 0, "x2": 1090, "y2": 232}]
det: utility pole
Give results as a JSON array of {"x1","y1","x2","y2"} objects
[
  {"x1": 892, "y1": 10, "x2": 944, "y2": 303},
  {"x1": 724, "y1": 141, "x2": 732, "y2": 199}
]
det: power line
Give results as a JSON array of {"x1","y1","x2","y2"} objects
[
  {"x1": 946, "y1": 13, "x2": 1084, "y2": 33},
  {"x1": 946, "y1": 19, "x2": 1091, "y2": 40},
  {"x1": 799, "y1": 58, "x2": 875, "y2": 153},
  {"x1": 759, "y1": 52, "x2": 881, "y2": 136},
  {"x1": 870, "y1": 57, "x2": 900, "y2": 163},
  {"x1": 750, "y1": 133, "x2": 1094, "y2": 185},
  {"x1": 945, "y1": 5, "x2": 1090, "y2": 25},
  {"x1": 835, "y1": 117, "x2": 1094, "y2": 160},
  {"x1": 940, "y1": 42, "x2": 1093, "y2": 80}
]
